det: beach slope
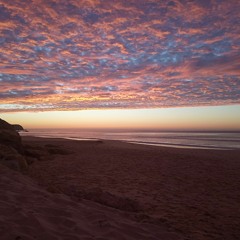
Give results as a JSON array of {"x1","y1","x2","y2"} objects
[
  {"x1": 23, "y1": 136, "x2": 240, "y2": 240},
  {"x1": 0, "y1": 163, "x2": 181, "y2": 240}
]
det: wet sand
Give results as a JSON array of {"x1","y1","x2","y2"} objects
[{"x1": 21, "y1": 136, "x2": 240, "y2": 239}]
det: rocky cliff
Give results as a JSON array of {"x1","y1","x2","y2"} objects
[
  {"x1": 0, "y1": 118, "x2": 28, "y2": 171},
  {"x1": 12, "y1": 124, "x2": 25, "y2": 131}
]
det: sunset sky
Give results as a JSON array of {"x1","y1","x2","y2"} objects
[{"x1": 0, "y1": 0, "x2": 240, "y2": 130}]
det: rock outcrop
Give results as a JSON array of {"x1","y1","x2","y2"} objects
[
  {"x1": 0, "y1": 119, "x2": 23, "y2": 152},
  {"x1": 12, "y1": 124, "x2": 24, "y2": 131},
  {"x1": 0, "y1": 118, "x2": 28, "y2": 171}
]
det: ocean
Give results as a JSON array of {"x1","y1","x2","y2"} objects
[{"x1": 20, "y1": 129, "x2": 240, "y2": 150}]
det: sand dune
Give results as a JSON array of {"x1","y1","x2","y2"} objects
[{"x1": 0, "y1": 163, "x2": 181, "y2": 240}]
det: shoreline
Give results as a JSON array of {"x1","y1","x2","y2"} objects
[
  {"x1": 20, "y1": 132, "x2": 240, "y2": 150},
  {"x1": 125, "y1": 140, "x2": 235, "y2": 150},
  {"x1": 22, "y1": 136, "x2": 240, "y2": 240}
]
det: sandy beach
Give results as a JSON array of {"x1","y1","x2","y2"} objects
[{"x1": 1, "y1": 136, "x2": 240, "y2": 239}]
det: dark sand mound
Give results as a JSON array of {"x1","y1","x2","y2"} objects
[{"x1": 0, "y1": 164, "x2": 181, "y2": 240}]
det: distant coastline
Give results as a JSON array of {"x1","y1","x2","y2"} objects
[{"x1": 12, "y1": 124, "x2": 28, "y2": 132}]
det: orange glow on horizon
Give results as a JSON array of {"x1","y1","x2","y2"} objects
[{"x1": 1, "y1": 105, "x2": 240, "y2": 131}]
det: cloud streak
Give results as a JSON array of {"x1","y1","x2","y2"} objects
[{"x1": 0, "y1": 0, "x2": 240, "y2": 112}]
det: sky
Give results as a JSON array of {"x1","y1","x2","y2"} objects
[{"x1": 0, "y1": 0, "x2": 240, "y2": 130}]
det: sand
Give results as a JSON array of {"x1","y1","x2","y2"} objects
[
  {"x1": 1, "y1": 163, "x2": 182, "y2": 240},
  {"x1": 1, "y1": 136, "x2": 240, "y2": 239}
]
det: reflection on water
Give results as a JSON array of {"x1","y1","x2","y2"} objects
[{"x1": 20, "y1": 129, "x2": 240, "y2": 150}]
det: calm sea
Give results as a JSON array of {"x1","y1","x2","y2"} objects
[{"x1": 20, "y1": 129, "x2": 240, "y2": 150}]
